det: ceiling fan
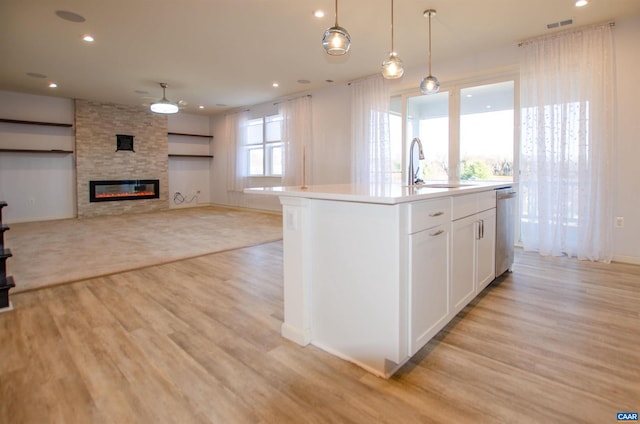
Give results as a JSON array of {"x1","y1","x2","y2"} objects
[{"x1": 147, "y1": 83, "x2": 183, "y2": 114}]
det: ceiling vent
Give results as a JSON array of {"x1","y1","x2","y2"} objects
[{"x1": 547, "y1": 18, "x2": 574, "y2": 29}]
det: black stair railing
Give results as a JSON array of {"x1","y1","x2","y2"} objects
[{"x1": 0, "y1": 201, "x2": 16, "y2": 310}]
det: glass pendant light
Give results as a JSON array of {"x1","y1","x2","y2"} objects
[
  {"x1": 322, "y1": 0, "x2": 351, "y2": 55},
  {"x1": 420, "y1": 9, "x2": 440, "y2": 95},
  {"x1": 150, "y1": 83, "x2": 179, "y2": 114},
  {"x1": 381, "y1": 0, "x2": 404, "y2": 79}
]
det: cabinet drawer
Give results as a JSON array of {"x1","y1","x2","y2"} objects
[
  {"x1": 408, "y1": 198, "x2": 451, "y2": 234},
  {"x1": 452, "y1": 191, "x2": 496, "y2": 221}
]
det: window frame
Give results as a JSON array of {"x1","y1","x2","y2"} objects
[
  {"x1": 246, "y1": 113, "x2": 283, "y2": 178},
  {"x1": 396, "y1": 72, "x2": 520, "y2": 184}
]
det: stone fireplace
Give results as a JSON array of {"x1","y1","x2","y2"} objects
[{"x1": 75, "y1": 100, "x2": 169, "y2": 218}]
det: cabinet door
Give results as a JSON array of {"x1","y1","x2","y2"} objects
[
  {"x1": 476, "y1": 208, "x2": 496, "y2": 293},
  {"x1": 451, "y1": 214, "x2": 477, "y2": 315},
  {"x1": 409, "y1": 224, "x2": 450, "y2": 355}
]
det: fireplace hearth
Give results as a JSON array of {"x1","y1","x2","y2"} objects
[{"x1": 89, "y1": 180, "x2": 160, "y2": 202}]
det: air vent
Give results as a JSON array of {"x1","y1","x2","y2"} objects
[{"x1": 547, "y1": 18, "x2": 574, "y2": 29}]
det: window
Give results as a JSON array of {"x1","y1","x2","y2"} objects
[
  {"x1": 247, "y1": 114, "x2": 283, "y2": 176},
  {"x1": 460, "y1": 81, "x2": 514, "y2": 182},
  {"x1": 399, "y1": 76, "x2": 516, "y2": 183},
  {"x1": 389, "y1": 110, "x2": 403, "y2": 183},
  {"x1": 389, "y1": 96, "x2": 403, "y2": 183},
  {"x1": 406, "y1": 91, "x2": 450, "y2": 181}
]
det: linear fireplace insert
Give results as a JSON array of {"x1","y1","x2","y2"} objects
[{"x1": 89, "y1": 179, "x2": 160, "y2": 202}]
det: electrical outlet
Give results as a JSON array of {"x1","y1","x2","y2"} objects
[{"x1": 615, "y1": 216, "x2": 624, "y2": 228}]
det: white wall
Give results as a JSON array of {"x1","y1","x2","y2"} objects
[
  {"x1": 308, "y1": 84, "x2": 353, "y2": 185},
  {"x1": 209, "y1": 85, "x2": 353, "y2": 212},
  {"x1": 167, "y1": 113, "x2": 212, "y2": 208},
  {"x1": 209, "y1": 83, "x2": 354, "y2": 211},
  {"x1": 611, "y1": 14, "x2": 640, "y2": 263},
  {"x1": 0, "y1": 91, "x2": 76, "y2": 223}
]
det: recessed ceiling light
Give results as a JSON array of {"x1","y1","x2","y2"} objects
[
  {"x1": 82, "y1": 34, "x2": 94, "y2": 42},
  {"x1": 55, "y1": 10, "x2": 86, "y2": 23},
  {"x1": 486, "y1": 105, "x2": 492, "y2": 109},
  {"x1": 199, "y1": 105, "x2": 204, "y2": 109},
  {"x1": 314, "y1": 10, "x2": 325, "y2": 18},
  {"x1": 272, "y1": 82, "x2": 279, "y2": 87},
  {"x1": 466, "y1": 94, "x2": 473, "y2": 98},
  {"x1": 134, "y1": 90, "x2": 149, "y2": 95},
  {"x1": 575, "y1": 0, "x2": 588, "y2": 7},
  {"x1": 325, "y1": 79, "x2": 334, "y2": 83},
  {"x1": 297, "y1": 79, "x2": 311, "y2": 84},
  {"x1": 49, "y1": 82, "x2": 58, "y2": 88},
  {"x1": 216, "y1": 103, "x2": 227, "y2": 107}
]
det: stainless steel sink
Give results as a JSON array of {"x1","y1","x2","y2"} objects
[
  {"x1": 406, "y1": 182, "x2": 476, "y2": 189},
  {"x1": 421, "y1": 183, "x2": 475, "y2": 188}
]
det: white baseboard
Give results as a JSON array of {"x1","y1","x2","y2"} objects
[
  {"x1": 5, "y1": 214, "x2": 76, "y2": 225},
  {"x1": 0, "y1": 301, "x2": 14, "y2": 314},
  {"x1": 208, "y1": 202, "x2": 282, "y2": 216},
  {"x1": 281, "y1": 322, "x2": 311, "y2": 346},
  {"x1": 310, "y1": 340, "x2": 407, "y2": 379},
  {"x1": 612, "y1": 255, "x2": 640, "y2": 265}
]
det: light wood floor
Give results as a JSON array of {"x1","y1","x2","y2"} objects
[{"x1": 1, "y1": 242, "x2": 639, "y2": 423}]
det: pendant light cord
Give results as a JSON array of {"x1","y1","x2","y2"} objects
[
  {"x1": 335, "y1": 0, "x2": 339, "y2": 26},
  {"x1": 428, "y1": 11, "x2": 432, "y2": 75},
  {"x1": 391, "y1": 0, "x2": 395, "y2": 53}
]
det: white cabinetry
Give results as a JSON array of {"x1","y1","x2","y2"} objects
[
  {"x1": 267, "y1": 183, "x2": 510, "y2": 378},
  {"x1": 450, "y1": 192, "x2": 496, "y2": 315},
  {"x1": 408, "y1": 198, "x2": 451, "y2": 355},
  {"x1": 476, "y1": 208, "x2": 496, "y2": 293}
]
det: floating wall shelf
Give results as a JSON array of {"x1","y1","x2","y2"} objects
[
  {"x1": 167, "y1": 132, "x2": 213, "y2": 139},
  {"x1": 0, "y1": 148, "x2": 73, "y2": 154},
  {"x1": 0, "y1": 118, "x2": 73, "y2": 128},
  {"x1": 168, "y1": 154, "x2": 214, "y2": 158}
]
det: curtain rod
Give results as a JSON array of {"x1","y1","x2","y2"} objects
[
  {"x1": 518, "y1": 20, "x2": 614, "y2": 47},
  {"x1": 273, "y1": 94, "x2": 312, "y2": 106},
  {"x1": 347, "y1": 73, "x2": 387, "y2": 86},
  {"x1": 224, "y1": 108, "x2": 250, "y2": 116}
]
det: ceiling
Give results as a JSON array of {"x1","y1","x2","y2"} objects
[{"x1": 1, "y1": 0, "x2": 638, "y2": 116}]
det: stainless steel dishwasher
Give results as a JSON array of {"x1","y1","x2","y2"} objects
[{"x1": 495, "y1": 187, "x2": 517, "y2": 276}]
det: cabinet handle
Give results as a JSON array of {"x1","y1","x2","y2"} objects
[
  {"x1": 481, "y1": 219, "x2": 484, "y2": 239},
  {"x1": 429, "y1": 211, "x2": 444, "y2": 217},
  {"x1": 430, "y1": 229, "x2": 445, "y2": 237}
]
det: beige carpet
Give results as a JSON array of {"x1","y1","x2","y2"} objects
[{"x1": 5, "y1": 206, "x2": 283, "y2": 293}]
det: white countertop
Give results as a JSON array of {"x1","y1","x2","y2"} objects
[{"x1": 245, "y1": 181, "x2": 514, "y2": 205}]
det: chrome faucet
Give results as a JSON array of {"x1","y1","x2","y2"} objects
[{"x1": 408, "y1": 137, "x2": 425, "y2": 186}]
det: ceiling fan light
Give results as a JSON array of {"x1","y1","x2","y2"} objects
[
  {"x1": 420, "y1": 75, "x2": 440, "y2": 94},
  {"x1": 382, "y1": 53, "x2": 404, "y2": 79},
  {"x1": 322, "y1": 26, "x2": 351, "y2": 55},
  {"x1": 150, "y1": 99, "x2": 179, "y2": 114},
  {"x1": 150, "y1": 83, "x2": 179, "y2": 114}
]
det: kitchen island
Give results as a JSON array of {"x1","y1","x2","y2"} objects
[{"x1": 246, "y1": 182, "x2": 513, "y2": 377}]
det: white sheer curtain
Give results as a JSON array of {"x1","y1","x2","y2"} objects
[
  {"x1": 351, "y1": 75, "x2": 392, "y2": 184},
  {"x1": 520, "y1": 23, "x2": 615, "y2": 262},
  {"x1": 225, "y1": 110, "x2": 249, "y2": 192},
  {"x1": 280, "y1": 95, "x2": 312, "y2": 187}
]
